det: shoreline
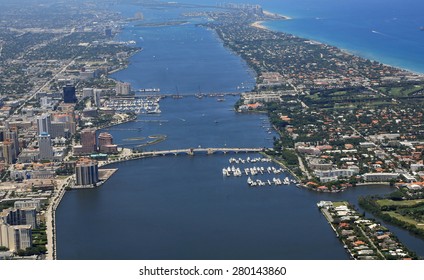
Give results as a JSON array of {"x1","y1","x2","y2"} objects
[
  {"x1": 251, "y1": 10, "x2": 291, "y2": 31},
  {"x1": 255, "y1": 11, "x2": 424, "y2": 75},
  {"x1": 46, "y1": 177, "x2": 72, "y2": 260}
]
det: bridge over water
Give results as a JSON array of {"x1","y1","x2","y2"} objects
[
  {"x1": 98, "y1": 147, "x2": 269, "y2": 168},
  {"x1": 138, "y1": 147, "x2": 264, "y2": 157},
  {"x1": 134, "y1": 92, "x2": 243, "y2": 99}
]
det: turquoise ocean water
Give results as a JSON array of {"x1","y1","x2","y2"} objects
[{"x1": 184, "y1": 0, "x2": 424, "y2": 73}]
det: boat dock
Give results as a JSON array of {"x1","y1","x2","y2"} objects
[{"x1": 221, "y1": 156, "x2": 298, "y2": 187}]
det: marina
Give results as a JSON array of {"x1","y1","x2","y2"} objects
[
  {"x1": 103, "y1": 96, "x2": 161, "y2": 114},
  {"x1": 222, "y1": 156, "x2": 297, "y2": 187}
]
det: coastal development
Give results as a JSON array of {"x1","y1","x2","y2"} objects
[
  {"x1": 317, "y1": 201, "x2": 417, "y2": 260},
  {"x1": 0, "y1": 0, "x2": 423, "y2": 260},
  {"x1": 202, "y1": 7, "x2": 424, "y2": 193}
]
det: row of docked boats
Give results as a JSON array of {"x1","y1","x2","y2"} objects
[
  {"x1": 222, "y1": 165, "x2": 285, "y2": 176},
  {"x1": 229, "y1": 156, "x2": 272, "y2": 164},
  {"x1": 103, "y1": 97, "x2": 161, "y2": 114},
  {"x1": 247, "y1": 176, "x2": 295, "y2": 187}
]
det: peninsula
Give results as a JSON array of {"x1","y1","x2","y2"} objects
[{"x1": 201, "y1": 6, "x2": 424, "y2": 193}]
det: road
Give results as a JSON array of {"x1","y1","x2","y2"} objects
[
  {"x1": 45, "y1": 176, "x2": 73, "y2": 260},
  {"x1": 298, "y1": 155, "x2": 312, "y2": 179},
  {"x1": 13, "y1": 58, "x2": 75, "y2": 116}
]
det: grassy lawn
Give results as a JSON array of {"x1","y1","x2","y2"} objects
[
  {"x1": 387, "y1": 87, "x2": 403, "y2": 97},
  {"x1": 386, "y1": 211, "x2": 424, "y2": 229},
  {"x1": 404, "y1": 85, "x2": 424, "y2": 95},
  {"x1": 378, "y1": 84, "x2": 424, "y2": 97},
  {"x1": 376, "y1": 199, "x2": 424, "y2": 208},
  {"x1": 331, "y1": 90, "x2": 347, "y2": 96}
]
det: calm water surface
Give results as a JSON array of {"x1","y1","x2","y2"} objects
[{"x1": 56, "y1": 1, "x2": 424, "y2": 259}]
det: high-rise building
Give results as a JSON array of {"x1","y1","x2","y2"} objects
[
  {"x1": 6, "y1": 224, "x2": 32, "y2": 252},
  {"x1": 1, "y1": 208, "x2": 37, "y2": 230},
  {"x1": 2, "y1": 140, "x2": 15, "y2": 165},
  {"x1": 51, "y1": 112, "x2": 76, "y2": 137},
  {"x1": 75, "y1": 159, "x2": 99, "y2": 186},
  {"x1": 80, "y1": 128, "x2": 96, "y2": 154},
  {"x1": 50, "y1": 122, "x2": 67, "y2": 138},
  {"x1": 36, "y1": 113, "x2": 52, "y2": 135},
  {"x1": 63, "y1": 84, "x2": 77, "y2": 103},
  {"x1": 3, "y1": 130, "x2": 19, "y2": 163},
  {"x1": 0, "y1": 207, "x2": 35, "y2": 252},
  {"x1": 98, "y1": 132, "x2": 113, "y2": 148},
  {"x1": 98, "y1": 132, "x2": 118, "y2": 153},
  {"x1": 93, "y1": 89, "x2": 102, "y2": 107},
  {"x1": 115, "y1": 82, "x2": 131, "y2": 95},
  {"x1": 38, "y1": 132, "x2": 54, "y2": 160}
]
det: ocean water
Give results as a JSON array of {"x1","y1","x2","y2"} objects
[{"x1": 181, "y1": 0, "x2": 424, "y2": 73}]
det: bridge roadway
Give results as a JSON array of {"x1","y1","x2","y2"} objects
[
  {"x1": 98, "y1": 147, "x2": 267, "y2": 168},
  {"x1": 134, "y1": 92, "x2": 243, "y2": 98},
  {"x1": 138, "y1": 147, "x2": 264, "y2": 157}
]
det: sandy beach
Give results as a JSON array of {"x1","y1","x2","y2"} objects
[
  {"x1": 251, "y1": 21, "x2": 268, "y2": 30},
  {"x1": 251, "y1": 10, "x2": 291, "y2": 30},
  {"x1": 263, "y1": 10, "x2": 292, "y2": 20}
]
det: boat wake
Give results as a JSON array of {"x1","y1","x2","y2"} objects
[{"x1": 371, "y1": 30, "x2": 389, "y2": 37}]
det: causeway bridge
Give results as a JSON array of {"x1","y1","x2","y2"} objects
[
  {"x1": 98, "y1": 147, "x2": 267, "y2": 168},
  {"x1": 135, "y1": 92, "x2": 243, "y2": 98},
  {"x1": 138, "y1": 147, "x2": 265, "y2": 157}
]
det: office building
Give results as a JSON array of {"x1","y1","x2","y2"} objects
[
  {"x1": 52, "y1": 112, "x2": 76, "y2": 136},
  {"x1": 80, "y1": 128, "x2": 96, "y2": 154},
  {"x1": 0, "y1": 222, "x2": 32, "y2": 252},
  {"x1": 38, "y1": 132, "x2": 54, "y2": 160},
  {"x1": 3, "y1": 130, "x2": 19, "y2": 163},
  {"x1": 75, "y1": 159, "x2": 99, "y2": 186},
  {"x1": 2, "y1": 140, "x2": 15, "y2": 165},
  {"x1": 115, "y1": 82, "x2": 131, "y2": 95},
  {"x1": 63, "y1": 84, "x2": 77, "y2": 103},
  {"x1": 1, "y1": 207, "x2": 37, "y2": 229},
  {"x1": 93, "y1": 89, "x2": 102, "y2": 107},
  {"x1": 36, "y1": 113, "x2": 52, "y2": 135}
]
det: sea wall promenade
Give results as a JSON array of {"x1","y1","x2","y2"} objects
[{"x1": 45, "y1": 177, "x2": 73, "y2": 260}]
